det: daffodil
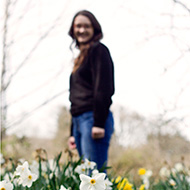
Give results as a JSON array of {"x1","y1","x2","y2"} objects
[
  {"x1": 169, "y1": 179, "x2": 176, "y2": 186},
  {"x1": 75, "y1": 164, "x2": 87, "y2": 174},
  {"x1": 29, "y1": 160, "x2": 39, "y2": 176},
  {"x1": 118, "y1": 178, "x2": 128, "y2": 190},
  {"x1": 15, "y1": 161, "x2": 30, "y2": 176},
  {"x1": 174, "y1": 163, "x2": 184, "y2": 172},
  {"x1": 139, "y1": 169, "x2": 152, "y2": 189},
  {"x1": 116, "y1": 177, "x2": 133, "y2": 190},
  {"x1": 20, "y1": 170, "x2": 38, "y2": 187},
  {"x1": 84, "y1": 159, "x2": 96, "y2": 170},
  {"x1": 171, "y1": 168, "x2": 177, "y2": 177},
  {"x1": 79, "y1": 173, "x2": 106, "y2": 190},
  {"x1": 159, "y1": 167, "x2": 170, "y2": 178},
  {"x1": 138, "y1": 168, "x2": 146, "y2": 176},
  {"x1": 113, "y1": 176, "x2": 122, "y2": 189},
  {"x1": 122, "y1": 182, "x2": 133, "y2": 190},
  {"x1": 145, "y1": 170, "x2": 152, "y2": 178},
  {"x1": 139, "y1": 184, "x2": 145, "y2": 190},
  {"x1": 186, "y1": 176, "x2": 190, "y2": 184},
  {"x1": 105, "y1": 178, "x2": 112, "y2": 190},
  {"x1": 114, "y1": 176, "x2": 122, "y2": 184},
  {"x1": 0, "y1": 180, "x2": 13, "y2": 190},
  {"x1": 0, "y1": 153, "x2": 5, "y2": 164},
  {"x1": 92, "y1": 169, "x2": 99, "y2": 177},
  {"x1": 3, "y1": 173, "x2": 13, "y2": 182},
  {"x1": 142, "y1": 178, "x2": 150, "y2": 189}
]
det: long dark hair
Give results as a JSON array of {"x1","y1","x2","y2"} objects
[{"x1": 68, "y1": 10, "x2": 103, "y2": 72}]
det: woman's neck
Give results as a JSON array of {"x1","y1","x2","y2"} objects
[{"x1": 79, "y1": 43, "x2": 90, "y2": 51}]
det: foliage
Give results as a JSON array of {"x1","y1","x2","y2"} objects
[{"x1": 1, "y1": 149, "x2": 190, "y2": 190}]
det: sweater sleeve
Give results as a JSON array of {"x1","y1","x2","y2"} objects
[{"x1": 90, "y1": 43, "x2": 115, "y2": 128}]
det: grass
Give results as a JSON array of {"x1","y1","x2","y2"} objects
[{"x1": 2, "y1": 132, "x2": 190, "y2": 182}]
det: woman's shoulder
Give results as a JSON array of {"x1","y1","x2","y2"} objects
[
  {"x1": 90, "y1": 41, "x2": 110, "y2": 54},
  {"x1": 91, "y1": 41, "x2": 108, "y2": 49}
]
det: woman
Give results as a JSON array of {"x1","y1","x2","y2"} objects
[{"x1": 68, "y1": 10, "x2": 115, "y2": 170}]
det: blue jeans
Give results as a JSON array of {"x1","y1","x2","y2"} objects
[{"x1": 72, "y1": 111, "x2": 114, "y2": 170}]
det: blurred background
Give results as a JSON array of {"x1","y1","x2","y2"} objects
[{"x1": 1, "y1": 0, "x2": 190, "y2": 178}]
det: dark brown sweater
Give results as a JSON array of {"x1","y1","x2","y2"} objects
[{"x1": 69, "y1": 42, "x2": 114, "y2": 134}]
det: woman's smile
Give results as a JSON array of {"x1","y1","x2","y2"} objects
[{"x1": 74, "y1": 15, "x2": 94, "y2": 45}]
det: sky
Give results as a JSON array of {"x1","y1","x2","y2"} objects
[{"x1": 1, "y1": 0, "x2": 190, "y2": 143}]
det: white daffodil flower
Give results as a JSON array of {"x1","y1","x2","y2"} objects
[
  {"x1": 104, "y1": 178, "x2": 113, "y2": 190},
  {"x1": 20, "y1": 170, "x2": 38, "y2": 188},
  {"x1": 169, "y1": 179, "x2": 176, "y2": 186},
  {"x1": 92, "y1": 169, "x2": 99, "y2": 177},
  {"x1": 3, "y1": 173, "x2": 13, "y2": 182},
  {"x1": 0, "y1": 180, "x2": 13, "y2": 190},
  {"x1": 49, "y1": 172, "x2": 54, "y2": 179},
  {"x1": 84, "y1": 159, "x2": 96, "y2": 170},
  {"x1": 141, "y1": 170, "x2": 152, "y2": 182},
  {"x1": 0, "y1": 153, "x2": 5, "y2": 164},
  {"x1": 3, "y1": 173, "x2": 18, "y2": 186},
  {"x1": 171, "y1": 168, "x2": 177, "y2": 177},
  {"x1": 174, "y1": 163, "x2": 184, "y2": 172},
  {"x1": 60, "y1": 185, "x2": 69, "y2": 190},
  {"x1": 49, "y1": 159, "x2": 56, "y2": 170},
  {"x1": 143, "y1": 178, "x2": 150, "y2": 189},
  {"x1": 159, "y1": 167, "x2": 170, "y2": 178},
  {"x1": 15, "y1": 161, "x2": 30, "y2": 176},
  {"x1": 145, "y1": 170, "x2": 152, "y2": 178},
  {"x1": 75, "y1": 164, "x2": 87, "y2": 174},
  {"x1": 30, "y1": 160, "x2": 39, "y2": 177},
  {"x1": 79, "y1": 173, "x2": 106, "y2": 190},
  {"x1": 186, "y1": 176, "x2": 190, "y2": 183}
]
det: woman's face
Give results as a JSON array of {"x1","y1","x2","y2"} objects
[{"x1": 73, "y1": 15, "x2": 94, "y2": 45}]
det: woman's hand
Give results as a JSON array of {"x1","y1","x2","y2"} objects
[
  {"x1": 68, "y1": 136, "x2": 76, "y2": 149},
  {"x1": 92, "y1": 127, "x2": 105, "y2": 139}
]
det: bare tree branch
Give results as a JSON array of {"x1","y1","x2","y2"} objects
[
  {"x1": 4, "y1": 18, "x2": 60, "y2": 90},
  {"x1": 173, "y1": 0, "x2": 190, "y2": 14},
  {"x1": 1, "y1": 0, "x2": 10, "y2": 90},
  {"x1": 1, "y1": 0, "x2": 73, "y2": 136},
  {"x1": 5, "y1": 65, "x2": 66, "y2": 108},
  {"x1": 4, "y1": 0, "x2": 72, "y2": 91},
  {"x1": 6, "y1": 89, "x2": 68, "y2": 129},
  {"x1": 1, "y1": 0, "x2": 11, "y2": 138}
]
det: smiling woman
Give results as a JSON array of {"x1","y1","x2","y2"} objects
[{"x1": 67, "y1": 10, "x2": 115, "y2": 170}]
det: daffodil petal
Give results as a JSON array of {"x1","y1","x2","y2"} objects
[
  {"x1": 80, "y1": 182, "x2": 91, "y2": 190},
  {"x1": 95, "y1": 173, "x2": 106, "y2": 181},
  {"x1": 80, "y1": 174, "x2": 91, "y2": 182},
  {"x1": 94, "y1": 182, "x2": 106, "y2": 189}
]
